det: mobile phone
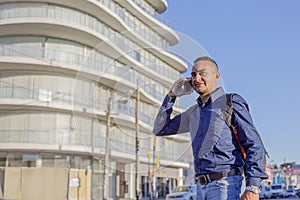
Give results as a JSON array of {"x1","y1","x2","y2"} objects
[{"x1": 183, "y1": 78, "x2": 193, "y2": 92}]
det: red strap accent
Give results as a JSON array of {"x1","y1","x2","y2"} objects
[{"x1": 232, "y1": 126, "x2": 246, "y2": 160}]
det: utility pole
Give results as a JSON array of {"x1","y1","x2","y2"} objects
[
  {"x1": 135, "y1": 81, "x2": 140, "y2": 200},
  {"x1": 147, "y1": 150, "x2": 151, "y2": 199},
  {"x1": 103, "y1": 96, "x2": 111, "y2": 200},
  {"x1": 152, "y1": 135, "x2": 157, "y2": 200}
]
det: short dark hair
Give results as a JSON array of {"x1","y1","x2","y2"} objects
[{"x1": 193, "y1": 56, "x2": 219, "y2": 70}]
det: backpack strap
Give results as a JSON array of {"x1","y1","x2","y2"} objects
[
  {"x1": 225, "y1": 93, "x2": 269, "y2": 171},
  {"x1": 225, "y1": 93, "x2": 247, "y2": 160}
]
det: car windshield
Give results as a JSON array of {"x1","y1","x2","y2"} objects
[
  {"x1": 287, "y1": 185, "x2": 294, "y2": 191},
  {"x1": 174, "y1": 186, "x2": 191, "y2": 192},
  {"x1": 272, "y1": 185, "x2": 282, "y2": 190}
]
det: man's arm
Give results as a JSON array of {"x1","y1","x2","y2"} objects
[
  {"x1": 153, "y1": 78, "x2": 193, "y2": 136},
  {"x1": 153, "y1": 95, "x2": 189, "y2": 136},
  {"x1": 231, "y1": 94, "x2": 268, "y2": 187}
]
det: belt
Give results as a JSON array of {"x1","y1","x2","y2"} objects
[{"x1": 195, "y1": 168, "x2": 241, "y2": 185}]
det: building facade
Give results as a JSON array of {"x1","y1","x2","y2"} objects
[
  {"x1": 270, "y1": 164, "x2": 300, "y2": 189},
  {"x1": 0, "y1": 0, "x2": 191, "y2": 199}
]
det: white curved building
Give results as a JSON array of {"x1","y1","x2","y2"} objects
[{"x1": 0, "y1": 0, "x2": 191, "y2": 199}]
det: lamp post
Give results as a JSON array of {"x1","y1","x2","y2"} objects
[{"x1": 135, "y1": 81, "x2": 140, "y2": 200}]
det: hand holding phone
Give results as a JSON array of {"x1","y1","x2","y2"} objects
[
  {"x1": 183, "y1": 78, "x2": 193, "y2": 93},
  {"x1": 169, "y1": 78, "x2": 193, "y2": 98}
]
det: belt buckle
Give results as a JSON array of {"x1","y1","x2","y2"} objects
[{"x1": 197, "y1": 175, "x2": 208, "y2": 185}]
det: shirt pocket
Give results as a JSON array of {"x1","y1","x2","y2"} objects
[{"x1": 211, "y1": 109, "x2": 227, "y2": 140}]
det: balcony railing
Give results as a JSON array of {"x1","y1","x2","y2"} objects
[
  {"x1": 0, "y1": 130, "x2": 187, "y2": 163},
  {"x1": 0, "y1": 3, "x2": 181, "y2": 79},
  {"x1": 0, "y1": 83, "x2": 157, "y2": 126},
  {"x1": 130, "y1": 0, "x2": 174, "y2": 29},
  {"x1": 0, "y1": 44, "x2": 184, "y2": 109},
  {"x1": 96, "y1": 0, "x2": 171, "y2": 49}
]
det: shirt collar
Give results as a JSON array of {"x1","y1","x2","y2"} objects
[{"x1": 197, "y1": 87, "x2": 225, "y2": 107}]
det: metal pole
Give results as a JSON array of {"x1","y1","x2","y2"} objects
[
  {"x1": 152, "y1": 135, "x2": 157, "y2": 200},
  {"x1": 135, "y1": 81, "x2": 140, "y2": 200},
  {"x1": 103, "y1": 96, "x2": 111, "y2": 200},
  {"x1": 66, "y1": 155, "x2": 70, "y2": 200},
  {"x1": 147, "y1": 150, "x2": 151, "y2": 199}
]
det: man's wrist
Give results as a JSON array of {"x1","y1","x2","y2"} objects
[
  {"x1": 168, "y1": 91, "x2": 176, "y2": 99},
  {"x1": 245, "y1": 186, "x2": 260, "y2": 194}
]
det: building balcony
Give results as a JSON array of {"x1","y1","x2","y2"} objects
[
  {"x1": 0, "y1": 1, "x2": 187, "y2": 72},
  {"x1": 144, "y1": 0, "x2": 168, "y2": 13},
  {"x1": 0, "y1": 129, "x2": 189, "y2": 167},
  {"x1": 0, "y1": 44, "x2": 186, "y2": 110}
]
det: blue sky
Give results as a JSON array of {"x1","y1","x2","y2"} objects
[{"x1": 162, "y1": 0, "x2": 300, "y2": 165}]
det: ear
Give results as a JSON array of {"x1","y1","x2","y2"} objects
[{"x1": 216, "y1": 71, "x2": 221, "y2": 81}]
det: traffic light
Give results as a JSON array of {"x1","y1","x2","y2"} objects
[{"x1": 156, "y1": 156, "x2": 160, "y2": 168}]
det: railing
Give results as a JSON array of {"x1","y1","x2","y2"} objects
[
  {"x1": 107, "y1": 139, "x2": 187, "y2": 162},
  {"x1": 0, "y1": 44, "x2": 184, "y2": 109},
  {"x1": 130, "y1": 0, "x2": 175, "y2": 29},
  {"x1": 0, "y1": 3, "x2": 181, "y2": 80},
  {"x1": 0, "y1": 130, "x2": 187, "y2": 163},
  {"x1": 0, "y1": 45, "x2": 162, "y2": 95},
  {"x1": 0, "y1": 130, "x2": 96, "y2": 146},
  {"x1": 0, "y1": 82, "x2": 158, "y2": 126},
  {"x1": 96, "y1": 0, "x2": 171, "y2": 49}
]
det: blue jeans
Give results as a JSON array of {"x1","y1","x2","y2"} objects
[{"x1": 196, "y1": 175, "x2": 244, "y2": 200}]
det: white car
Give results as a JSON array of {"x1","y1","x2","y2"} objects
[
  {"x1": 270, "y1": 183, "x2": 287, "y2": 198},
  {"x1": 166, "y1": 185, "x2": 197, "y2": 200},
  {"x1": 287, "y1": 185, "x2": 296, "y2": 197},
  {"x1": 259, "y1": 184, "x2": 271, "y2": 199}
]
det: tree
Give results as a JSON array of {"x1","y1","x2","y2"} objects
[{"x1": 280, "y1": 161, "x2": 296, "y2": 169}]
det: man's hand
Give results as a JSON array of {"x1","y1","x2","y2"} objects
[
  {"x1": 168, "y1": 78, "x2": 193, "y2": 98},
  {"x1": 240, "y1": 190, "x2": 259, "y2": 200}
]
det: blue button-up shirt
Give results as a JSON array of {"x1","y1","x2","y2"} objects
[{"x1": 153, "y1": 87, "x2": 268, "y2": 186}]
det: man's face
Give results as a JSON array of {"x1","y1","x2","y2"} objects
[{"x1": 191, "y1": 60, "x2": 220, "y2": 96}]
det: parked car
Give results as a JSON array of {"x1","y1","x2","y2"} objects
[
  {"x1": 269, "y1": 183, "x2": 287, "y2": 199},
  {"x1": 166, "y1": 185, "x2": 197, "y2": 200},
  {"x1": 287, "y1": 185, "x2": 296, "y2": 197},
  {"x1": 296, "y1": 189, "x2": 300, "y2": 197},
  {"x1": 259, "y1": 183, "x2": 271, "y2": 199}
]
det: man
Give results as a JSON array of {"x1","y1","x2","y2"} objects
[{"x1": 153, "y1": 56, "x2": 268, "y2": 200}]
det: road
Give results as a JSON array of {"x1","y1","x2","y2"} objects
[{"x1": 264, "y1": 198, "x2": 299, "y2": 200}]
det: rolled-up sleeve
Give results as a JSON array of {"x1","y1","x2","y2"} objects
[{"x1": 232, "y1": 94, "x2": 268, "y2": 186}]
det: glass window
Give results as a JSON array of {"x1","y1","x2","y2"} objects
[
  {"x1": 71, "y1": 115, "x2": 92, "y2": 146},
  {"x1": 22, "y1": 154, "x2": 39, "y2": 167},
  {"x1": 41, "y1": 153, "x2": 68, "y2": 168},
  {"x1": 70, "y1": 155, "x2": 91, "y2": 169},
  {"x1": 7, "y1": 153, "x2": 22, "y2": 167},
  {"x1": 0, "y1": 35, "x2": 43, "y2": 58},
  {"x1": 46, "y1": 38, "x2": 84, "y2": 64},
  {"x1": 93, "y1": 120, "x2": 105, "y2": 148},
  {"x1": 0, "y1": 152, "x2": 7, "y2": 167}
]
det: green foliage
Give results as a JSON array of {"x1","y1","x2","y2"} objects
[{"x1": 280, "y1": 161, "x2": 296, "y2": 169}]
